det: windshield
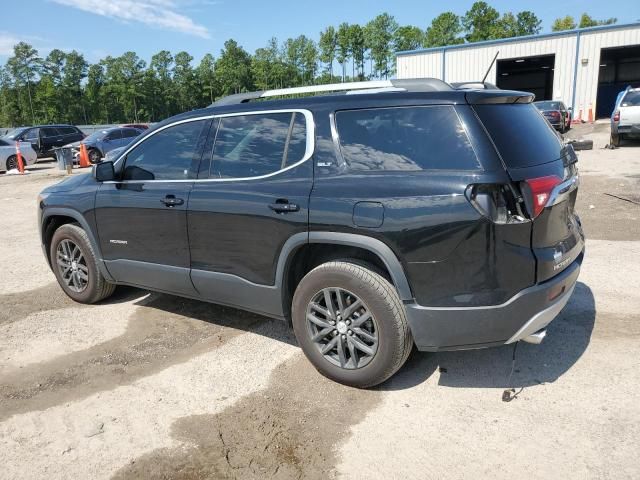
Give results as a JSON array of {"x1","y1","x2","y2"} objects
[
  {"x1": 3, "y1": 127, "x2": 28, "y2": 139},
  {"x1": 84, "y1": 130, "x2": 110, "y2": 142},
  {"x1": 621, "y1": 91, "x2": 640, "y2": 107},
  {"x1": 535, "y1": 101, "x2": 561, "y2": 110}
]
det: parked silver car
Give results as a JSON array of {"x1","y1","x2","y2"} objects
[{"x1": 0, "y1": 139, "x2": 37, "y2": 172}]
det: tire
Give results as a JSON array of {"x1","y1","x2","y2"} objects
[
  {"x1": 569, "y1": 139, "x2": 593, "y2": 151},
  {"x1": 50, "y1": 223, "x2": 115, "y2": 304},
  {"x1": 291, "y1": 261, "x2": 413, "y2": 388},
  {"x1": 88, "y1": 148, "x2": 102, "y2": 164},
  {"x1": 6, "y1": 155, "x2": 18, "y2": 170},
  {"x1": 610, "y1": 133, "x2": 620, "y2": 147}
]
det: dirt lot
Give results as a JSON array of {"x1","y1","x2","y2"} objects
[{"x1": 1, "y1": 122, "x2": 639, "y2": 479}]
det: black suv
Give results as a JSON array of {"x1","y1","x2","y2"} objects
[
  {"x1": 38, "y1": 79, "x2": 584, "y2": 387},
  {"x1": 3, "y1": 124, "x2": 85, "y2": 158}
]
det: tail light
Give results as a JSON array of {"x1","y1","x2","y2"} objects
[
  {"x1": 523, "y1": 176, "x2": 562, "y2": 218},
  {"x1": 613, "y1": 110, "x2": 620, "y2": 122},
  {"x1": 465, "y1": 184, "x2": 527, "y2": 224}
]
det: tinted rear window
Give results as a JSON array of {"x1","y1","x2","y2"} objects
[
  {"x1": 622, "y1": 91, "x2": 640, "y2": 107},
  {"x1": 336, "y1": 106, "x2": 479, "y2": 171},
  {"x1": 474, "y1": 104, "x2": 563, "y2": 168}
]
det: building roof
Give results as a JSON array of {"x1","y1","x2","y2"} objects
[{"x1": 396, "y1": 21, "x2": 640, "y2": 57}]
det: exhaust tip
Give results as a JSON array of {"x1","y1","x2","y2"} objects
[{"x1": 522, "y1": 329, "x2": 547, "y2": 345}]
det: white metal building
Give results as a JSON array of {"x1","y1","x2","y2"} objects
[{"x1": 396, "y1": 22, "x2": 640, "y2": 119}]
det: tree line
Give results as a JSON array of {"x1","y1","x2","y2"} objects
[{"x1": 0, "y1": 3, "x2": 617, "y2": 127}]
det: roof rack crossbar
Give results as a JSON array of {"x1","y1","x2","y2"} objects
[{"x1": 211, "y1": 78, "x2": 452, "y2": 106}]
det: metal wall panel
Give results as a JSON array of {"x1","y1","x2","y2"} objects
[
  {"x1": 575, "y1": 28, "x2": 640, "y2": 119},
  {"x1": 396, "y1": 24, "x2": 640, "y2": 119},
  {"x1": 396, "y1": 51, "x2": 443, "y2": 80}
]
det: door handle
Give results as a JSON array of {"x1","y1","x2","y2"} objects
[
  {"x1": 269, "y1": 200, "x2": 299, "y2": 213},
  {"x1": 161, "y1": 195, "x2": 184, "y2": 207}
]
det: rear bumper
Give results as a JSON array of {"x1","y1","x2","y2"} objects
[
  {"x1": 404, "y1": 254, "x2": 582, "y2": 351},
  {"x1": 613, "y1": 123, "x2": 640, "y2": 135}
]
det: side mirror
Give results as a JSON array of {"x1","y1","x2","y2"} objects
[
  {"x1": 93, "y1": 161, "x2": 116, "y2": 182},
  {"x1": 568, "y1": 106, "x2": 573, "y2": 111}
]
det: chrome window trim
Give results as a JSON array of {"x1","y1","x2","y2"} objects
[{"x1": 106, "y1": 108, "x2": 315, "y2": 184}]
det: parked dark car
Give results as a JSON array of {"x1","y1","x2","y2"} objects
[
  {"x1": 2, "y1": 124, "x2": 85, "y2": 158},
  {"x1": 66, "y1": 127, "x2": 142, "y2": 163},
  {"x1": 38, "y1": 79, "x2": 584, "y2": 388},
  {"x1": 534, "y1": 100, "x2": 572, "y2": 133}
]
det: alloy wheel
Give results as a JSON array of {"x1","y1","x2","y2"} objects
[
  {"x1": 56, "y1": 239, "x2": 89, "y2": 293},
  {"x1": 306, "y1": 287, "x2": 379, "y2": 369}
]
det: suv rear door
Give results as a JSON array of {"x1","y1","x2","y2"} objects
[
  {"x1": 187, "y1": 110, "x2": 313, "y2": 317},
  {"x1": 473, "y1": 100, "x2": 584, "y2": 282}
]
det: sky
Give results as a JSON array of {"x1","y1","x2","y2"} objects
[{"x1": 2, "y1": 0, "x2": 639, "y2": 63}]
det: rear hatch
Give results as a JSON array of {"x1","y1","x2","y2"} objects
[
  {"x1": 472, "y1": 99, "x2": 584, "y2": 282},
  {"x1": 619, "y1": 89, "x2": 640, "y2": 125}
]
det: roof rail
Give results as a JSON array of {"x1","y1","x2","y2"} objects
[{"x1": 210, "y1": 78, "x2": 452, "y2": 106}]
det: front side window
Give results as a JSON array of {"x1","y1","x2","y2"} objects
[
  {"x1": 22, "y1": 129, "x2": 38, "y2": 141},
  {"x1": 123, "y1": 119, "x2": 207, "y2": 181},
  {"x1": 336, "y1": 106, "x2": 479, "y2": 172},
  {"x1": 209, "y1": 112, "x2": 307, "y2": 179}
]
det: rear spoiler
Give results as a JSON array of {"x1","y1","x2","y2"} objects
[{"x1": 465, "y1": 89, "x2": 535, "y2": 105}]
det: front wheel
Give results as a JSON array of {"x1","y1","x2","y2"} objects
[
  {"x1": 292, "y1": 261, "x2": 413, "y2": 388},
  {"x1": 6, "y1": 155, "x2": 18, "y2": 170},
  {"x1": 50, "y1": 223, "x2": 115, "y2": 303}
]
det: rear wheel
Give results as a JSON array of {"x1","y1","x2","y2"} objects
[
  {"x1": 88, "y1": 148, "x2": 102, "y2": 164},
  {"x1": 292, "y1": 261, "x2": 413, "y2": 388},
  {"x1": 50, "y1": 224, "x2": 115, "y2": 303},
  {"x1": 611, "y1": 133, "x2": 620, "y2": 147}
]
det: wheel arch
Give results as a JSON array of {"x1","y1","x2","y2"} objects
[
  {"x1": 41, "y1": 207, "x2": 113, "y2": 281},
  {"x1": 277, "y1": 232, "x2": 413, "y2": 321}
]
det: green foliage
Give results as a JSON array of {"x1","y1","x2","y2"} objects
[
  {"x1": 578, "y1": 13, "x2": 617, "y2": 28},
  {"x1": 551, "y1": 15, "x2": 577, "y2": 31},
  {"x1": 365, "y1": 13, "x2": 399, "y2": 79},
  {"x1": 394, "y1": 26, "x2": 425, "y2": 52},
  {"x1": 425, "y1": 12, "x2": 464, "y2": 47}
]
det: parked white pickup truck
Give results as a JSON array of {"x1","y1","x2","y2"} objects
[{"x1": 611, "y1": 87, "x2": 640, "y2": 146}]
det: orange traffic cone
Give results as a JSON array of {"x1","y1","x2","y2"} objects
[
  {"x1": 588, "y1": 103, "x2": 593, "y2": 123},
  {"x1": 15, "y1": 141, "x2": 25, "y2": 174},
  {"x1": 79, "y1": 143, "x2": 91, "y2": 168}
]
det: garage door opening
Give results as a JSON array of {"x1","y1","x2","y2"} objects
[
  {"x1": 596, "y1": 45, "x2": 640, "y2": 118},
  {"x1": 496, "y1": 54, "x2": 555, "y2": 100}
]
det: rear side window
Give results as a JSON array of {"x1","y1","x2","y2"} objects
[
  {"x1": 474, "y1": 104, "x2": 563, "y2": 168},
  {"x1": 336, "y1": 106, "x2": 479, "y2": 171},
  {"x1": 209, "y1": 112, "x2": 307, "y2": 179},
  {"x1": 122, "y1": 128, "x2": 140, "y2": 138},
  {"x1": 41, "y1": 127, "x2": 60, "y2": 138}
]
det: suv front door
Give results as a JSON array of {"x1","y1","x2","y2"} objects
[
  {"x1": 187, "y1": 110, "x2": 313, "y2": 317},
  {"x1": 95, "y1": 118, "x2": 210, "y2": 295}
]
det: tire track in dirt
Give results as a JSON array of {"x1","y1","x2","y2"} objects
[
  {"x1": 0, "y1": 292, "x2": 280, "y2": 422},
  {"x1": 112, "y1": 354, "x2": 385, "y2": 480}
]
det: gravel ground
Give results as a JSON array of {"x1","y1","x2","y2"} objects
[{"x1": 1, "y1": 126, "x2": 639, "y2": 479}]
